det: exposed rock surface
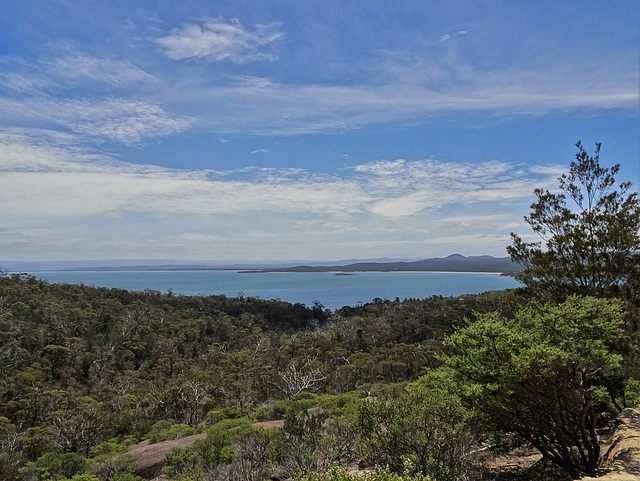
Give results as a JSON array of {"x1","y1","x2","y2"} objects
[
  {"x1": 583, "y1": 406, "x2": 640, "y2": 481},
  {"x1": 127, "y1": 434, "x2": 207, "y2": 479}
]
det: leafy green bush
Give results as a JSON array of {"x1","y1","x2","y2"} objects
[
  {"x1": 89, "y1": 440, "x2": 129, "y2": 458},
  {"x1": 147, "y1": 421, "x2": 197, "y2": 444},
  {"x1": 59, "y1": 475, "x2": 100, "y2": 481},
  {"x1": 205, "y1": 407, "x2": 244, "y2": 425},
  {"x1": 252, "y1": 398, "x2": 296, "y2": 421},
  {"x1": 302, "y1": 464, "x2": 434, "y2": 481},
  {"x1": 18, "y1": 452, "x2": 93, "y2": 481},
  {"x1": 356, "y1": 385, "x2": 475, "y2": 481},
  {"x1": 110, "y1": 474, "x2": 145, "y2": 481},
  {"x1": 162, "y1": 428, "x2": 235, "y2": 481},
  {"x1": 92, "y1": 454, "x2": 139, "y2": 481},
  {"x1": 624, "y1": 378, "x2": 640, "y2": 406},
  {"x1": 441, "y1": 295, "x2": 626, "y2": 478}
]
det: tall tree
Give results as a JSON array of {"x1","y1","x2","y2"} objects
[{"x1": 508, "y1": 142, "x2": 640, "y2": 302}]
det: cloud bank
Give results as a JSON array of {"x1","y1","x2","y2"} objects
[{"x1": 0, "y1": 129, "x2": 557, "y2": 260}]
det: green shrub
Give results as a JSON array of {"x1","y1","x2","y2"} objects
[
  {"x1": 624, "y1": 378, "x2": 640, "y2": 407},
  {"x1": 59, "y1": 476, "x2": 100, "y2": 481},
  {"x1": 147, "y1": 421, "x2": 197, "y2": 444},
  {"x1": 205, "y1": 407, "x2": 244, "y2": 425},
  {"x1": 92, "y1": 454, "x2": 138, "y2": 481},
  {"x1": 302, "y1": 464, "x2": 434, "y2": 481},
  {"x1": 18, "y1": 452, "x2": 93, "y2": 481}
]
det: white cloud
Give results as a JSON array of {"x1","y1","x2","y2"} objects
[
  {"x1": 172, "y1": 76, "x2": 637, "y2": 136},
  {"x1": 439, "y1": 30, "x2": 467, "y2": 42},
  {"x1": 529, "y1": 164, "x2": 565, "y2": 176},
  {"x1": 0, "y1": 97, "x2": 193, "y2": 145},
  {"x1": 2, "y1": 42, "x2": 636, "y2": 141},
  {"x1": 64, "y1": 99, "x2": 193, "y2": 145},
  {"x1": 0, "y1": 129, "x2": 554, "y2": 224},
  {"x1": 155, "y1": 17, "x2": 284, "y2": 63},
  {"x1": 1, "y1": 50, "x2": 154, "y2": 92},
  {"x1": 248, "y1": 231, "x2": 279, "y2": 238},
  {"x1": 0, "y1": 128, "x2": 564, "y2": 260},
  {"x1": 0, "y1": 49, "x2": 191, "y2": 145},
  {"x1": 46, "y1": 52, "x2": 154, "y2": 87},
  {"x1": 0, "y1": 72, "x2": 53, "y2": 95},
  {"x1": 234, "y1": 76, "x2": 274, "y2": 89}
]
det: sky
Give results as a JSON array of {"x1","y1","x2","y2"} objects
[{"x1": 0, "y1": 0, "x2": 638, "y2": 263}]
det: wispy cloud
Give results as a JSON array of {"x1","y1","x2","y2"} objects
[
  {"x1": 439, "y1": 30, "x2": 467, "y2": 42},
  {"x1": 0, "y1": 49, "x2": 154, "y2": 93},
  {"x1": 0, "y1": 72, "x2": 54, "y2": 95},
  {"x1": 0, "y1": 49, "x2": 189, "y2": 145},
  {"x1": 45, "y1": 51, "x2": 154, "y2": 87},
  {"x1": 155, "y1": 17, "x2": 284, "y2": 63},
  {"x1": 0, "y1": 97, "x2": 193, "y2": 145},
  {"x1": 171, "y1": 73, "x2": 638, "y2": 136},
  {"x1": 1, "y1": 34, "x2": 636, "y2": 141},
  {"x1": 64, "y1": 99, "x2": 193, "y2": 145},
  {"x1": 0, "y1": 130, "x2": 553, "y2": 252}
]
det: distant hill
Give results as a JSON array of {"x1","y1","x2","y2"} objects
[
  {"x1": 1, "y1": 254, "x2": 521, "y2": 276},
  {"x1": 242, "y1": 254, "x2": 520, "y2": 275}
]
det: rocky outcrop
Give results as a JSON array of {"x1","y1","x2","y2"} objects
[
  {"x1": 583, "y1": 406, "x2": 640, "y2": 481},
  {"x1": 127, "y1": 433, "x2": 207, "y2": 479}
]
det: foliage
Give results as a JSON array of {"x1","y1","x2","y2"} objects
[
  {"x1": 205, "y1": 407, "x2": 244, "y2": 425},
  {"x1": 17, "y1": 451, "x2": 93, "y2": 481},
  {"x1": 206, "y1": 428, "x2": 273, "y2": 481},
  {"x1": 91, "y1": 454, "x2": 140, "y2": 481},
  {"x1": 441, "y1": 295, "x2": 626, "y2": 477},
  {"x1": 147, "y1": 421, "x2": 198, "y2": 444},
  {"x1": 508, "y1": 141, "x2": 640, "y2": 302},
  {"x1": 356, "y1": 384, "x2": 476, "y2": 481},
  {"x1": 624, "y1": 378, "x2": 640, "y2": 406},
  {"x1": 270, "y1": 402, "x2": 339, "y2": 477},
  {"x1": 59, "y1": 476, "x2": 100, "y2": 481},
  {"x1": 301, "y1": 464, "x2": 434, "y2": 481},
  {"x1": 162, "y1": 427, "x2": 235, "y2": 480},
  {"x1": 109, "y1": 475, "x2": 145, "y2": 481},
  {"x1": 0, "y1": 270, "x2": 553, "y2": 479}
]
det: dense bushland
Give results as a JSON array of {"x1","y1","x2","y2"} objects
[{"x1": 0, "y1": 271, "x2": 519, "y2": 480}]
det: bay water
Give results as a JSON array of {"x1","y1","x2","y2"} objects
[{"x1": 28, "y1": 270, "x2": 520, "y2": 310}]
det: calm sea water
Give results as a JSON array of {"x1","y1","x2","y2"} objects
[{"x1": 28, "y1": 270, "x2": 519, "y2": 310}]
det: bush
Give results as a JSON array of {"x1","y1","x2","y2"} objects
[
  {"x1": 356, "y1": 385, "x2": 475, "y2": 481},
  {"x1": 18, "y1": 452, "x2": 93, "y2": 481},
  {"x1": 92, "y1": 454, "x2": 139, "y2": 481},
  {"x1": 147, "y1": 421, "x2": 197, "y2": 444},
  {"x1": 302, "y1": 464, "x2": 434, "y2": 481},
  {"x1": 205, "y1": 407, "x2": 244, "y2": 425}
]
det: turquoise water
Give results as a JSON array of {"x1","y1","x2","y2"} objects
[{"x1": 28, "y1": 270, "x2": 520, "y2": 310}]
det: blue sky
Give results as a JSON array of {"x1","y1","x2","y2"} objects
[{"x1": 0, "y1": 0, "x2": 638, "y2": 262}]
